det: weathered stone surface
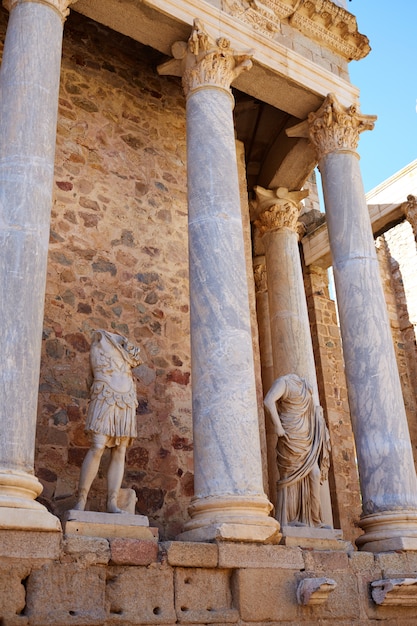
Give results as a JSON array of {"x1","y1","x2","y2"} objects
[
  {"x1": 161, "y1": 541, "x2": 218, "y2": 568},
  {"x1": 109, "y1": 538, "x2": 159, "y2": 565},
  {"x1": 25, "y1": 563, "x2": 106, "y2": 625},
  {"x1": 175, "y1": 567, "x2": 238, "y2": 624},
  {"x1": 0, "y1": 529, "x2": 61, "y2": 559},
  {"x1": 0, "y1": 562, "x2": 31, "y2": 623},
  {"x1": 232, "y1": 568, "x2": 300, "y2": 622},
  {"x1": 63, "y1": 534, "x2": 110, "y2": 565},
  {"x1": 218, "y1": 543, "x2": 303, "y2": 570},
  {"x1": 106, "y1": 565, "x2": 176, "y2": 624}
]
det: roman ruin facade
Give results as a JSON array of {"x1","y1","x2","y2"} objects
[{"x1": 1, "y1": 0, "x2": 417, "y2": 623}]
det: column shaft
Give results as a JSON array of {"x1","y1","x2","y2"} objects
[
  {"x1": 321, "y1": 152, "x2": 417, "y2": 515},
  {"x1": 0, "y1": 0, "x2": 66, "y2": 528},
  {"x1": 264, "y1": 229, "x2": 319, "y2": 401},
  {"x1": 287, "y1": 93, "x2": 417, "y2": 550},
  {"x1": 159, "y1": 20, "x2": 279, "y2": 543}
]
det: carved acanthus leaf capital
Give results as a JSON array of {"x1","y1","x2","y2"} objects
[
  {"x1": 252, "y1": 185, "x2": 308, "y2": 236},
  {"x1": 158, "y1": 19, "x2": 253, "y2": 99},
  {"x1": 3, "y1": 0, "x2": 76, "y2": 20},
  {"x1": 287, "y1": 93, "x2": 377, "y2": 160}
]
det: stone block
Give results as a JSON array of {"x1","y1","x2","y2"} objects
[
  {"x1": 63, "y1": 534, "x2": 110, "y2": 565},
  {"x1": 232, "y1": 568, "x2": 300, "y2": 622},
  {"x1": 25, "y1": 562, "x2": 106, "y2": 625},
  {"x1": 0, "y1": 562, "x2": 30, "y2": 623},
  {"x1": 218, "y1": 542, "x2": 303, "y2": 570},
  {"x1": 161, "y1": 541, "x2": 218, "y2": 568},
  {"x1": 0, "y1": 529, "x2": 61, "y2": 560},
  {"x1": 175, "y1": 567, "x2": 238, "y2": 624},
  {"x1": 348, "y1": 551, "x2": 379, "y2": 575},
  {"x1": 109, "y1": 538, "x2": 158, "y2": 565},
  {"x1": 375, "y1": 551, "x2": 416, "y2": 577},
  {"x1": 106, "y1": 564, "x2": 176, "y2": 624},
  {"x1": 303, "y1": 550, "x2": 349, "y2": 573}
]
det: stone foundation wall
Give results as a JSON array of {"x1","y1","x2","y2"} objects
[{"x1": 2, "y1": 532, "x2": 417, "y2": 625}]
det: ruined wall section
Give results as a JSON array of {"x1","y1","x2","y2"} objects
[{"x1": 23, "y1": 10, "x2": 193, "y2": 539}]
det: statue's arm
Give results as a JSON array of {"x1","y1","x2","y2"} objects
[{"x1": 264, "y1": 378, "x2": 287, "y2": 438}]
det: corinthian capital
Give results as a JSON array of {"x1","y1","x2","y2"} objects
[
  {"x1": 287, "y1": 93, "x2": 377, "y2": 160},
  {"x1": 158, "y1": 19, "x2": 252, "y2": 99},
  {"x1": 252, "y1": 186, "x2": 308, "y2": 236},
  {"x1": 3, "y1": 0, "x2": 76, "y2": 20}
]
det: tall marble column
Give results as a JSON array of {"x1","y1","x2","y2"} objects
[
  {"x1": 159, "y1": 20, "x2": 279, "y2": 543},
  {"x1": 252, "y1": 187, "x2": 333, "y2": 527},
  {"x1": 0, "y1": 0, "x2": 73, "y2": 530},
  {"x1": 404, "y1": 194, "x2": 417, "y2": 242},
  {"x1": 288, "y1": 94, "x2": 417, "y2": 551}
]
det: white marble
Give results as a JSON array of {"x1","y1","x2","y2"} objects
[
  {"x1": 320, "y1": 150, "x2": 417, "y2": 548},
  {"x1": 288, "y1": 94, "x2": 417, "y2": 551},
  {"x1": 0, "y1": 1, "x2": 68, "y2": 526},
  {"x1": 167, "y1": 21, "x2": 279, "y2": 542}
]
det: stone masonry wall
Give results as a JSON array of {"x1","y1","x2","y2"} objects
[
  {"x1": 2, "y1": 532, "x2": 417, "y2": 625},
  {"x1": 0, "y1": 6, "x2": 194, "y2": 540}
]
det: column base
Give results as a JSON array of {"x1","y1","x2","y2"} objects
[
  {"x1": 177, "y1": 494, "x2": 281, "y2": 544},
  {"x1": 356, "y1": 510, "x2": 417, "y2": 553},
  {"x1": 0, "y1": 469, "x2": 61, "y2": 531}
]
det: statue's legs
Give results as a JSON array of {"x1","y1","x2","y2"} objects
[
  {"x1": 74, "y1": 434, "x2": 107, "y2": 511},
  {"x1": 107, "y1": 440, "x2": 128, "y2": 513}
]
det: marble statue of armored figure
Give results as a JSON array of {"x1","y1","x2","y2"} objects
[
  {"x1": 74, "y1": 330, "x2": 143, "y2": 513},
  {"x1": 264, "y1": 374, "x2": 330, "y2": 528}
]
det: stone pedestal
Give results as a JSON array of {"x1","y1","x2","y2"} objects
[
  {"x1": 288, "y1": 94, "x2": 417, "y2": 551},
  {"x1": 0, "y1": 0, "x2": 73, "y2": 530},
  {"x1": 63, "y1": 510, "x2": 158, "y2": 541},
  {"x1": 159, "y1": 20, "x2": 279, "y2": 543}
]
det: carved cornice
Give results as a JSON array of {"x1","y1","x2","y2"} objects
[
  {"x1": 252, "y1": 186, "x2": 308, "y2": 235},
  {"x1": 3, "y1": 0, "x2": 75, "y2": 20},
  {"x1": 159, "y1": 19, "x2": 252, "y2": 99},
  {"x1": 222, "y1": 0, "x2": 370, "y2": 60},
  {"x1": 287, "y1": 93, "x2": 376, "y2": 160},
  {"x1": 290, "y1": 0, "x2": 370, "y2": 61}
]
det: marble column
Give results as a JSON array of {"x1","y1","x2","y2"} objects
[
  {"x1": 288, "y1": 93, "x2": 417, "y2": 551},
  {"x1": 159, "y1": 20, "x2": 279, "y2": 543},
  {"x1": 0, "y1": 0, "x2": 73, "y2": 530},
  {"x1": 404, "y1": 194, "x2": 417, "y2": 242},
  {"x1": 252, "y1": 187, "x2": 333, "y2": 527}
]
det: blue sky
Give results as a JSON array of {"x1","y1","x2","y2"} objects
[{"x1": 347, "y1": 1, "x2": 417, "y2": 193}]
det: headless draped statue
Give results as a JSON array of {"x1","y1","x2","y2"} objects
[
  {"x1": 264, "y1": 374, "x2": 330, "y2": 528},
  {"x1": 74, "y1": 330, "x2": 142, "y2": 513}
]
